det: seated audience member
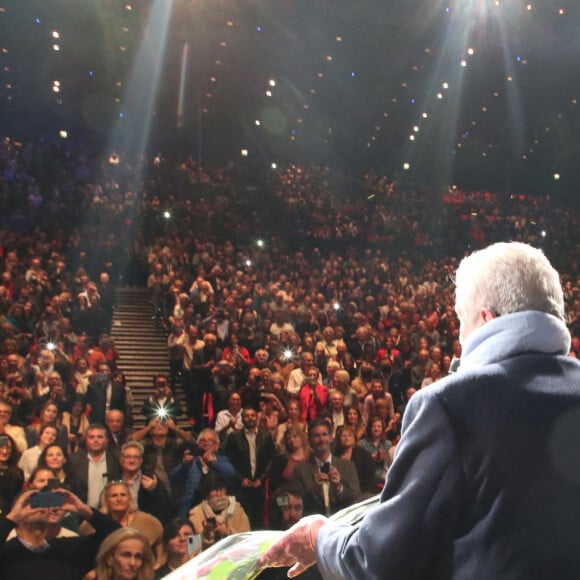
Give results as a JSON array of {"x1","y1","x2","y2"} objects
[
  {"x1": 154, "y1": 517, "x2": 198, "y2": 579},
  {"x1": 70, "y1": 356, "x2": 92, "y2": 395},
  {"x1": 80, "y1": 480, "x2": 164, "y2": 568},
  {"x1": 61, "y1": 395, "x2": 89, "y2": 453},
  {"x1": 69, "y1": 423, "x2": 122, "y2": 508},
  {"x1": 269, "y1": 483, "x2": 305, "y2": 531},
  {"x1": 0, "y1": 433, "x2": 24, "y2": 515},
  {"x1": 85, "y1": 362, "x2": 126, "y2": 425},
  {"x1": 0, "y1": 488, "x2": 120, "y2": 579},
  {"x1": 275, "y1": 399, "x2": 306, "y2": 453},
  {"x1": 420, "y1": 362, "x2": 442, "y2": 388},
  {"x1": 18, "y1": 424, "x2": 58, "y2": 480},
  {"x1": 95, "y1": 527, "x2": 155, "y2": 580},
  {"x1": 214, "y1": 391, "x2": 243, "y2": 442},
  {"x1": 344, "y1": 405, "x2": 366, "y2": 441},
  {"x1": 0, "y1": 401, "x2": 28, "y2": 453},
  {"x1": 327, "y1": 390, "x2": 346, "y2": 437},
  {"x1": 329, "y1": 369, "x2": 359, "y2": 409},
  {"x1": 141, "y1": 374, "x2": 182, "y2": 424},
  {"x1": 292, "y1": 418, "x2": 360, "y2": 516},
  {"x1": 286, "y1": 352, "x2": 321, "y2": 396},
  {"x1": 105, "y1": 409, "x2": 133, "y2": 457},
  {"x1": 333, "y1": 425, "x2": 377, "y2": 497},
  {"x1": 258, "y1": 391, "x2": 285, "y2": 439},
  {"x1": 4, "y1": 376, "x2": 34, "y2": 430},
  {"x1": 37, "y1": 371, "x2": 72, "y2": 415},
  {"x1": 299, "y1": 367, "x2": 328, "y2": 422},
  {"x1": 210, "y1": 359, "x2": 239, "y2": 416},
  {"x1": 26, "y1": 400, "x2": 69, "y2": 450},
  {"x1": 363, "y1": 378, "x2": 394, "y2": 423},
  {"x1": 119, "y1": 441, "x2": 174, "y2": 525},
  {"x1": 268, "y1": 425, "x2": 311, "y2": 493},
  {"x1": 37, "y1": 442, "x2": 74, "y2": 487},
  {"x1": 358, "y1": 416, "x2": 392, "y2": 489},
  {"x1": 188, "y1": 475, "x2": 250, "y2": 550},
  {"x1": 176, "y1": 428, "x2": 237, "y2": 518}
]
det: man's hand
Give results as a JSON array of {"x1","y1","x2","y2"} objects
[
  {"x1": 258, "y1": 514, "x2": 328, "y2": 578},
  {"x1": 314, "y1": 471, "x2": 329, "y2": 487},
  {"x1": 58, "y1": 489, "x2": 92, "y2": 519},
  {"x1": 328, "y1": 465, "x2": 341, "y2": 486},
  {"x1": 6, "y1": 490, "x2": 45, "y2": 524},
  {"x1": 141, "y1": 474, "x2": 158, "y2": 491},
  {"x1": 201, "y1": 450, "x2": 216, "y2": 465}
]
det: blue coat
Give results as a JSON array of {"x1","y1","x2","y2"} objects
[{"x1": 316, "y1": 320, "x2": 580, "y2": 579}]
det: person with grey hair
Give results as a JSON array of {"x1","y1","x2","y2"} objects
[
  {"x1": 175, "y1": 428, "x2": 237, "y2": 518},
  {"x1": 119, "y1": 440, "x2": 173, "y2": 524},
  {"x1": 260, "y1": 242, "x2": 580, "y2": 580}
]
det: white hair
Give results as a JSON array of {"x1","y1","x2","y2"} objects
[{"x1": 454, "y1": 242, "x2": 564, "y2": 324}]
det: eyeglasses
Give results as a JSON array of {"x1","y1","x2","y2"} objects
[{"x1": 121, "y1": 455, "x2": 142, "y2": 461}]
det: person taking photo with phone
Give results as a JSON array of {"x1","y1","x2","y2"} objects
[{"x1": 0, "y1": 487, "x2": 119, "y2": 579}]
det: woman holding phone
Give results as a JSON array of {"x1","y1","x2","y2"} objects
[{"x1": 154, "y1": 517, "x2": 198, "y2": 579}]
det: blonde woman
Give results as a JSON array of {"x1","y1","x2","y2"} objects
[
  {"x1": 80, "y1": 481, "x2": 164, "y2": 569},
  {"x1": 95, "y1": 527, "x2": 155, "y2": 580}
]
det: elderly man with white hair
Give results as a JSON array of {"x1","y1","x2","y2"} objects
[{"x1": 261, "y1": 242, "x2": 580, "y2": 580}]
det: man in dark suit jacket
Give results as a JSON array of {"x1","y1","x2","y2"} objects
[
  {"x1": 85, "y1": 362, "x2": 126, "y2": 425},
  {"x1": 69, "y1": 423, "x2": 122, "y2": 508},
  {"x1": 224, "y1": 405, "x2": 276, "y2": 529},
  {"x1": 292, "y1": 417, "x2": 360, "y2": 516}
]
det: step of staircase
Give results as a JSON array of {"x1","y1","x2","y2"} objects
[{"x1": 111, "y1": 287, "x2": 189, "y2": 430}]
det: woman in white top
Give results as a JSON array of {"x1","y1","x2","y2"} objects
[{"x1": 18, "y1": 423, "x2": 58, "y2": 480}]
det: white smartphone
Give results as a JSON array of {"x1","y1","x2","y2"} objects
[{"x1": 187, "y1": 534, "x2": 202, "y2": 555}]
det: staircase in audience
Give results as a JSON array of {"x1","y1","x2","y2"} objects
[{"x1": 111, "y1": 287, "x2": 187, "y2": 429}]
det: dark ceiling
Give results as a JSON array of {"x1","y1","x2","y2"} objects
[{"x1": 2, "y1": 0, "x2": 580, "y2": 194}]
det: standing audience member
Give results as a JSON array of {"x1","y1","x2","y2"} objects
[
  {"x1": 69, "y1": 423, "x2": 122, "y2": 507},
  {"x1": 224, "y1": 406, "x2": 276, "y2": 529},
  {"x1": 291, "y1": 418, "x2": 360, "y2": 517}
]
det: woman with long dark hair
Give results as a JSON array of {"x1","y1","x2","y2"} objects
[{"x1": 0, "y1": 433, "x2": 23, "y2": 514}]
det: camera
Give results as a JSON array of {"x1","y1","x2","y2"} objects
[{"x1": 320, "y1": 462, "x2": 330, "y2": 475}]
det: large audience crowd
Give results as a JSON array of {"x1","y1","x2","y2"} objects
[{"x1": 0, "y1": 135, "x2": 579, "y2": 579}]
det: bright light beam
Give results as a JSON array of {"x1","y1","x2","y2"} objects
[
  {"x1": 177, "y1": 42, "x2": 189, "y2": 129},
  {"x1": 111, "y1": 0, "x2": 173, "y2": 156}
]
